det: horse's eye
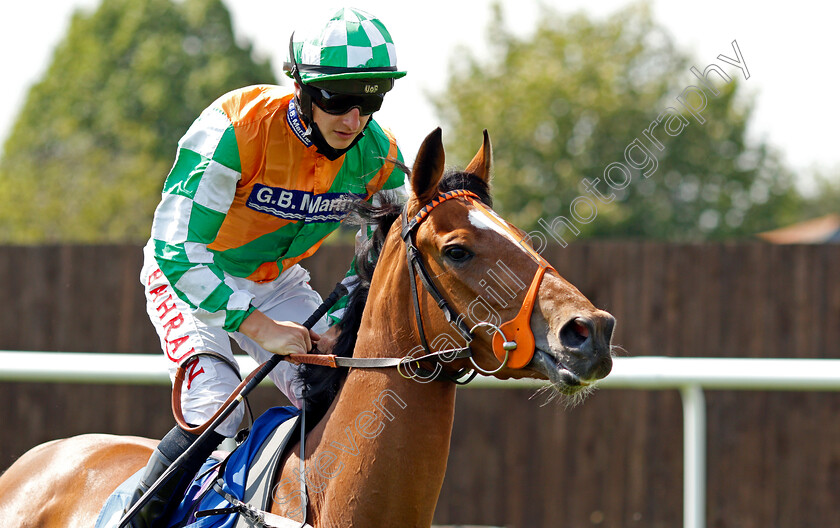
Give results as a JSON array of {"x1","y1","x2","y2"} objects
[{"x1": 444, "y1": 246, "x2": 473, "y2": 263}]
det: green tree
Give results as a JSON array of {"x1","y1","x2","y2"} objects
[
  {"x1": 0, "y1": 0, "x2": 276, "y2": 243},
  {"x1": 802, "y1": 169, "x2": 840, "y2": 218},
  {"x1": 431, "y1": 2, "x2": 802, "y2": 241}
]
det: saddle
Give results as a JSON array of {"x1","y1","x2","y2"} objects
[{"x1": 95, "y1": 407, "x2": 312, "y2": 528}]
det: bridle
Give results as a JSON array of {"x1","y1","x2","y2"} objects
[
  {"x1": 400, "y1": 189, "x2": 480, "y2": 383},
  {"x1": 286, "y1": 188, "x2": 556, "y2": 382},
  {"x1": 400, "y1": 189, "x2": 556, "y2": 375}
]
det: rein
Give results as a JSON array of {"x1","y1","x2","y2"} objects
[{"x1": 288, "y1": 189, "x2": 555, "y2": 380}]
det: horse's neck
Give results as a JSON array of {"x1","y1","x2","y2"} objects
[
  {"x1": 310, "y1": 335, "x2": 456, "y2": 524},
  {"x1": 275, "y1": 250, "x2": 458, "y2": 526}
]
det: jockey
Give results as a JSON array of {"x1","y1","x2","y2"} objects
[{"x1": 127, "y1": 7, "x2": 407, "y2": 527}]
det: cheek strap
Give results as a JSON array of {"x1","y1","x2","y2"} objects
[{"x1": 492, "y1": 265, "x2": 548, "y2": 369}]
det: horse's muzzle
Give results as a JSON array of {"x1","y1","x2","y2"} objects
[{"x1": 558, "y1": 311, "x2": 615, "y2": 382}]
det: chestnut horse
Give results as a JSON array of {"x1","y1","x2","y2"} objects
[{"x1": 0, "y1": 129, "x2": 615, "y2": 527}]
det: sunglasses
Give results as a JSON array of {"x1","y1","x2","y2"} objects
[{"x1": 302, "y1": 84, "x2": 385, "y2": 116}]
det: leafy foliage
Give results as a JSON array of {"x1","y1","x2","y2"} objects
[
  {"x1": 803, "y1": 169, "x2": 840, "y2": 218},
  {"x1": 431, "y1": 3, "x2": 803, "y2": 240},
  {"x1": 0, "y1": 0, "x2": 276, "y2": 242}
]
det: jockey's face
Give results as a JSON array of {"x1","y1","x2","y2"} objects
[{"x1": 311, "y1": 104, "x2": 371, "y2": 150}]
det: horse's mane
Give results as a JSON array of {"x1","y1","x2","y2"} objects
[{"x1": 297, "y1": 168, "x2": 492, "y2": 426}]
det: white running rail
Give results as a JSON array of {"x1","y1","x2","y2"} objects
[{"x1": 3, "y1": 352, "x2": 840, "y2": 528}]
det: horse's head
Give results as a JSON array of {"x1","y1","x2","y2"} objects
[{"x1": 399, "y1": 128, "x2": 615, "y2": 396}]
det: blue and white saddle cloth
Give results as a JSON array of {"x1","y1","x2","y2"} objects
[{"x1": 95, "y1": 406, "x2": 310, "y2": 528}]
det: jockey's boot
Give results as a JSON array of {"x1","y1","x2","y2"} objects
[{"x1": 124, "y1": 425, "x2": 223, "y2": 528}]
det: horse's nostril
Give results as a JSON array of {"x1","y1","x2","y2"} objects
[
  {"x1": 560, "y1": 317, "x2": 591, "y2": 348},
  {"x1": 573, "y1": 319, "x2": 590, "y2": 339}
]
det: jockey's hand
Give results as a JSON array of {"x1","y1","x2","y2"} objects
[{"x1": 239, "y1": 310, "x2": 321, "y2": 356}]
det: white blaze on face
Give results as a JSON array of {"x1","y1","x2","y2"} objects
[{"x1": 467, "y1": 207, "x2": 525, "y2": 250}]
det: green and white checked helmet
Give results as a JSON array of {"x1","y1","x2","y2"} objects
[{"x1": 283, "y1": 7, "x2": 407, "y2": 86}]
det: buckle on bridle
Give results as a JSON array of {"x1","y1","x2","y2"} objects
[{"x1": 468, "y1": 321, "x2": 515, "y2": 375}]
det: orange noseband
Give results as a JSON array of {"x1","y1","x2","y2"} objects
[{"x1": 469, "y1": 200, "x2": 555, "y2": 369}]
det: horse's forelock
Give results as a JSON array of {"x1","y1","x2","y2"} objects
[{"x1": 438, "y1": 170, "x2": 492, "y2": 207}]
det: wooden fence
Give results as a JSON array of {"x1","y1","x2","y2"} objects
[{"x1": 1, "y1": 243, "x2": 838, "y2": 527}]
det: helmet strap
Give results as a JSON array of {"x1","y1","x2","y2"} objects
[
  {"x1": 308, "y1": 120, "x2": 368, "y2": 161},
  {"x1": 288, "y1": 34, "x2": 314, "y2": 124}
]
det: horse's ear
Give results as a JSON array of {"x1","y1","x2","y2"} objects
[
  {"x1": 463, "y1": 129, "x2": 492, "y2": 183},
  {"x1": 410, "y1": 128, "x2": 446, "y2": 205}
]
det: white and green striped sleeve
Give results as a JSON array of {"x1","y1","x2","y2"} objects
[{"x1": 150, "y1": 105, "x2": 255, "y2": 331}]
